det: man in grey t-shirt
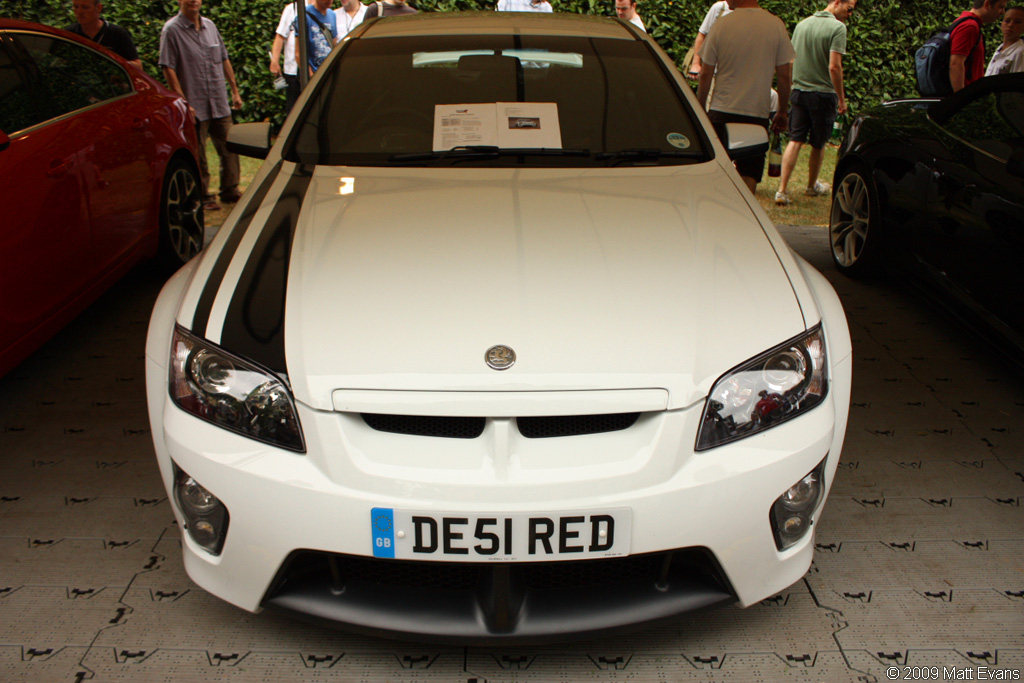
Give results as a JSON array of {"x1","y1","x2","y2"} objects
[
  {"x1": 160, "y1": 0, "x2": 243, "y2": 208},
  {"x1": 697, "y1": 0, "x2": 794, "y2": 193}
]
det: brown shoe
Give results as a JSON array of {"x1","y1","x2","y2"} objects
[{"x1": 220, "y1": 190, "x2": 242, "y2": 204}]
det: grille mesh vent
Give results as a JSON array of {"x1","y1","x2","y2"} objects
[
  {"x1": 361, "y1": 414, "x2": 485, "y2": 439},
  {"x1": 518, "y1": 413, "x2": 640, "y2": 438}
]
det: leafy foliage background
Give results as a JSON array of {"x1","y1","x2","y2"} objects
[{"x1": 1, "y1": 0, "x2": 1003, "y2": 129}]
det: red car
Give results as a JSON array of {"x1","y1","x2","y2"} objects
[{"x1": 0, "y1": 19, "x2": 204, "y2": 377}]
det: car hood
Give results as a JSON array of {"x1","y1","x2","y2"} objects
[{"x1": 208, "y1": 163, "x2": 807, "y2": 410}]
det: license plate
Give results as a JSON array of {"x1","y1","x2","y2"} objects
[{"x1": 370, "y1": 507, "x2": 631, "y2": 562}]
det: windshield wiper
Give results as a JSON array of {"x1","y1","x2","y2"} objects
[
  {"x1": 389, "y1": 146, "x2": 590, "y2": 163},
  {"x1": 595, "y1": 148, "x2": 704, "y2": 165}
]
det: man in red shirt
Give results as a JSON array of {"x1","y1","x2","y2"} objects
[{"x1": 950, "y1": 0, "x2": 1008, "y2": 91}]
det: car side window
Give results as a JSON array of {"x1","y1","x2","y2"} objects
[
  {"x1": 0, "y1": 34, "x2": 45, "y2": 135},
  {"x1": 942, "y1": 89, "x2": 1024, "y2": 160},
  {"x1": 13, "y1": 32, "x2": 132, "y2": 124}
]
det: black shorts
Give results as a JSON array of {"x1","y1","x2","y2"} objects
[
  {"x1": 788, "y1": 90, "x2": 838, "y2": 149},
  {"x1": 708, "y1": 110, "x2": 770, "y2": 183}
]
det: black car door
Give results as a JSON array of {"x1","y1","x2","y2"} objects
[{"x1": 920, "y1": 75, "x2": 1024, "y2": 345}]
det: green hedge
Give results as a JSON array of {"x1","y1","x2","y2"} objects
[{"x1": 1, "y1": 0, "x2": 1006, "y2": 129}]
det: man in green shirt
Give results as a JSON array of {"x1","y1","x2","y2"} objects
[{"x1": 775, "y1": 0, "x2": 856, "y2": 205}]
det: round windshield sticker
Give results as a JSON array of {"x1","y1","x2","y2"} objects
[{"x1": 667, "y1": 133, "x2": 691, "y2": 149}]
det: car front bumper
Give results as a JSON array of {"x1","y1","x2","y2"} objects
[{"x1": 147, "y1": 343, "x2": 850, "y2": 642}]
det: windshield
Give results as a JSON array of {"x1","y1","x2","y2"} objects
[{"x1": 285, "y1": 34, "x2": 708, "y2": 167}]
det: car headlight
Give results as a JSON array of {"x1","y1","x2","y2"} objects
[
  {"x1": 169, "y1": 325, "x2": 305, "y2": 452},
  {"x1": 696, "y1": 326, "x2": 828, "y2": 451}
]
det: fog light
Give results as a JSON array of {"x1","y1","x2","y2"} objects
[
  {"x1": 174, "y1": 466, "x2": 229, "y2": 555},
  {"x1": 771, "y1": 460, "x2": 825, "y2": 550},
  {"x1": 779, "y1": 477, "x2": 818, "y2": 512}
]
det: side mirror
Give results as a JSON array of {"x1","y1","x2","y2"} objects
[
  {"x1": 0, "y1": 129, "x2": 10, "y2": 153},
  {"x1": 723, "y1": 122, "x2": 769, "y2": 160},
  {"x1": 226, "y1": 122, "x2": 272, "y2": 159},
  {"x1": 1009, "y1": 149, "x2": 1024, "y2": 179}
]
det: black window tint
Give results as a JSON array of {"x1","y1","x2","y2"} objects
[
  {"x1": 15, "y1": 32, "x2": 132, "y2": 122},
  {"x1": 944, "y1": 89, "x2": 1024, "y2": 160},
  {"x1": 288, "y1": 34, "x2": 706, "y2": 167},
  {"x1": 0, "y1": 34, "x2": 45, "y2": 134}
]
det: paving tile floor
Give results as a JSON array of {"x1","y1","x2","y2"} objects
[{"x1": 1, "y1": 224, "x2": 1022, "y2": 682}]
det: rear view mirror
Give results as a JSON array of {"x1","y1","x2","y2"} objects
[
  {"x1": 723, "y1": 123, "x2": 769, "y2": 160},
  {"x1": 227, "y1": 122, "x2": 272, "y2": 159}
]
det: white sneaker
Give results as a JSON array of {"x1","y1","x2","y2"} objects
[
  {"x1": 805, "y1": 180, "x2": 830, "y2": 197},
  {"x1": 774, "y1": 191, "x2": 791, "y2": 206}
]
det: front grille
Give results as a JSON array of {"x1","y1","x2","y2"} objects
[
  {"x1": 269, "y1": 548, "x2": 726, "y2": 594},
  {"x1": 362, "y1": 413, "x2": 485, "y2": 439},
  {"x1": 262, "y1": 548, "x2": 736, "y2": 641},
  {"x1": 518, "y1": 413, "x2": 640, "y2": 438},
  {"x1": 327, "y1": 553, "x2": 481, "y2": 590},
  {"x1": 361, "y1": 412, "x2": 640, "y2": 439},
  {"x1": 523, "y1": 553, "x2": 662, "y2": 589}
]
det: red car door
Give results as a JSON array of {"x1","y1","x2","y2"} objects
[
  {"x1": 0, "y1": 31, "x2": 92, "y2": 372},
  {"x1": 16, "y1": 32, "x2": 155, "y2": 274}
]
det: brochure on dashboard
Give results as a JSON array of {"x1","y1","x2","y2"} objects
[{"x1": 433, "y1": 102, "x2": 562, "y2": 150}]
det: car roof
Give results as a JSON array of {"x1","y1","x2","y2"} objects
[{"x1": 355, "y1": 11, "x2": 640, "y2": 40}]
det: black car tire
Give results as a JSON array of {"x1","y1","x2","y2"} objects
[
  {"x1": 829, "y1": 164, "x2": 881, "y2": 278},
  {"x1": 158, "y1": 158, "x2": 205, "y2": 272}
]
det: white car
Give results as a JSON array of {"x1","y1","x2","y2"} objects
[{"x1": 146, "y1": 12, "x2": 852, "y2": 642}]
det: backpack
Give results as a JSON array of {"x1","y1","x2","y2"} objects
[{"x1": 914, "y1": 15, "x2": 982, "y2": 97}]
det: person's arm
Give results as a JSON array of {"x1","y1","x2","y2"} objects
[
  {"x1": 270, "y1": 33, "x2": 285, "y2": 77},
  {"x1": 162, "y1": 65, "x2": 196, "y2": 119},
  {"x1": 116, "y1": 26, "x2": 143, "y2": 71},
  {"x1": 689, "y1": 31, "x2": 707, "y2": 80},
  {"x1": 772, "y1": 61, "x2": 792, "y2": 133},
  {"x1": 223, "y1": 58, "x2": 243, "y2": 110},
  {"x1": 697, "y1": 61, "x2": 715, "y2": 110},
  {"x1": 829, "y1": 51, "x2": 846, "y2": 114},
  {"x1": 949, "y1": 53, "x2": 967, "y2": 92}
]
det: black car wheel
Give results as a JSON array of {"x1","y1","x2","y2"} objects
[
  {"x1": 159, "y1": 158, "x2": 205, "y2": 271},
  {"x1": 829, "y1": 165, "x2": 881, "y2": 278}
]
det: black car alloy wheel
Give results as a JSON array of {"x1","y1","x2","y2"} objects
[
  {"x1": 829, "y1": 164, "x2": 880, "y2": 277},
  {"x1": 159, "y1": 158, "x2": 205, "y2": 270}
]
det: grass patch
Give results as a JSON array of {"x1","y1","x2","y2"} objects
[
  {"x1": 756, "y1": 140, "x2": 840, "y2": 227},
  {"x1": 202, "y1": 139, "x2": 264, "y2": 228}
]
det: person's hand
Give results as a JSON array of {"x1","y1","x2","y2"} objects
[
  {"x1": 837, "y1": 99, "x2": 847, "y2": 115},
  {"x1": 687, "y1": 59, "x2": 702, "y2": 81},
  {"x1": 771, "y1": 110, "x2": 788, "y2": 134},
  {"x1": 269, "y1": 60, "x2": 281, "y2": 77},
  {"x1": 231, "y1": 93, "x2": 243, "y2": 110}
]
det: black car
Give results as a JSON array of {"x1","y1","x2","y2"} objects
[{"x1": 830, "y1": 73, "x2": 1024, "y2": 365}]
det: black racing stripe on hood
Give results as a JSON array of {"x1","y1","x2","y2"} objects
[
  {"x1": 217, "y1": 166, "x2": 313, "y2": 379},
  {"x1": 191, "y1": 161, "x2": 283, "y2": 335}
]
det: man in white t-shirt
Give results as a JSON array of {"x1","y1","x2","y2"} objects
[
  {"x1": 271, "y1": 0, "x2": 354, "y2": 113},
  {"x1": 270, "y1": 1, "x2": 311, "y2": 113},
  {"x1": 687, "y1": 0, "x2": 729, "y2": 80},
  {"x1": 697, "y1": 0, "x2": 794, "y2": 193},
  {"x1": 614, "y1": 0, "x2": 646, "y2": 31},
  {"x1": 497, "y1": 0, "x2": 553, "y2": 11},
  {"x1": 338, "y1": 0, "x2": 368, "y2": 36}
]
